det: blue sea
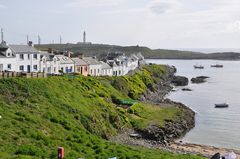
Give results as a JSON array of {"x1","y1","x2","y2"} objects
[{"x1": 147, "y1": 59, "x2": 240, "y2": 149}]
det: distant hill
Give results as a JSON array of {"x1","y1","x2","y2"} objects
[{"x1": 35, "y1": 43, "x2": 240, "y2": 60}]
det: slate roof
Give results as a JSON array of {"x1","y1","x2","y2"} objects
[
  {"x1": 100, "y1": 61, "x2": 112, "y2": 69},
  {"x1": 40, "y1": 52, "x2": 55, "y2": 61},
  {"x1": 82, "y1": 57, "x2": 102, "y2": 65},
  {"x1": 9, "y1": 45, "x2": 39, "y2": 54},
  {"x1": 55, "y1": 55, "x2": 74, "y2": 64},
  {"x1": 72, "y1": 58, "x2": 88, "y2": 66}
]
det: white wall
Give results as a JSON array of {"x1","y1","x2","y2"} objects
[
  {"x1": 0, "y1": 57, "x2": 16, "y2": 72},
  {"x1": 16, "y1": 53, "x2": 41, "y2": 72},
  {"x1": 89, "y1": 64, "x2": 102, "y2": 76},
  {"x1": 59, "y1": 63, "x2": 75, "y2": 73},
  {"x1": 101, "y1": 68, "x2": 113, "y2": 76},
  {"x1": 40, "y1": 57, "x2": 60, "y2": 74}
]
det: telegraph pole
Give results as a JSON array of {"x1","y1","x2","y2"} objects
[
  {"x1": 60, "y1": 35, "x2": 62, "y2": 45},
  {"x1": 27, "y1": 34, "x2": 29, "y2": 44},
  {"x1": 83, "y1": 31, "x2": 86, "y2": 43},
  {"x1": 1, "y1": 28, "x2": 4, "y2": 43},
  {"x1": 38, "y1": 35, "x2": 41, "y2": 45}
]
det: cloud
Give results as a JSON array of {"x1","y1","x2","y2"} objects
[
  {"x1": 101, "y1": 8, "x2": 146, "y2": 15},
  {"x1": 226, "y1": 21, "x2": 240, "y2": 33},
  {"x1": 148, "y1": 0, "x2": 183, "y2": 15},
  {"x1": 0, "y1": 4, "x2": 6, "y2": 9},
  {"x1": 65, "y1": 0, "x2": 125, "y2": 8}
]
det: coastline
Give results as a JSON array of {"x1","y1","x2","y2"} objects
[{"x1": 111, "y1": 64, "x2": 240, "y2": 158}]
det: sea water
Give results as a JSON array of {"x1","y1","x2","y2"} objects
[{"x1": 146, "y1": 59, "x2": 240, "y2": 149}]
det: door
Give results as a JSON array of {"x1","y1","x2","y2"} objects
[{"x1": 27, "y1": 65, "x2": 31, "y2": 73}]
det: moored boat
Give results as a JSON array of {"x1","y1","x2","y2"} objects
[
  {"x1": 211, "y1": 64, "x2": 223, "y2": 68},
  {"x1": 215, "y1": 103, "x2": 229, "y2": 108},
  {"x1": 194, "y1": 65, "x2": 204, "y2": 69}
]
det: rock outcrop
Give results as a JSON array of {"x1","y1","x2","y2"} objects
[
  {"x1": 191, "y1": 76, "x2": 209, "y2": 84},
  {"x1": 172, "y1": 76, "x2": 189, "y2": 86},
  {"x1": 182, "y1": 88, "x2": 192, "y2": 91},
  {"x1": 136, "y1": 100, "x2": 195, "y2": 144}
]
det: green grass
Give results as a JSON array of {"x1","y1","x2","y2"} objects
[
  {"x1": 0, "y1": 65, "x2": 205, "y2": 159},
  {"x1": 128, "y1": 103, "x2": 181, "y2": 130}
]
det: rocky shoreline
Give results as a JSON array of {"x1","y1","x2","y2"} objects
[
  {"x1": 137, "y1": 65, "x2": 195, "y2": 144},
  {"x1": 110, "y1": 64, "x2": 240, "y2": 158},
  {"x1": 110, "y1": 65, "x2": 197, "y2": 151}
]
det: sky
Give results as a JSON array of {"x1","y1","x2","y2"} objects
[{"x1": 1, "y1": 0, "x2": 240, "y2": 49}]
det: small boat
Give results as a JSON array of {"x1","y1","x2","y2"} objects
[
  {"x1": 194, "y1": 65, "x2": 204, "y2": 69},
  {"x1": 211, "y1": 64, "x2": 223, "y2": 68},
  {"x1": 215, "y1": 103, "x2": 229, "y2": 108}
]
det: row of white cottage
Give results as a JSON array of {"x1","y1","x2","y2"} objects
[{"x1": 0, "y1": 42, "x2": 144, "y2": 76}]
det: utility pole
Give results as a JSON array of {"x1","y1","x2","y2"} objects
[
  {"x1": 60, "y1": 35, "x2": 62, "y2": 45},
  {"x1": 1, "y1": 28, "x2": 4, "y2": 43},
  {"x1": 38, "y1": 35, "x2": 41, "y2": 45},
  {"x1": 27, "y1": 34, "x2": 29, "y2": 44},
  {"x1": 83, "y1": 31, "x2": 86, "y2": 43}
]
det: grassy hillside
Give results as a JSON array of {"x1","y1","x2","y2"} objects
[
  {"x1": 35, "y1": 43, "x2": 240, "y2": 60},
  {"x1": 0, "y1": 65, "x2": 205, "y2": 159}
]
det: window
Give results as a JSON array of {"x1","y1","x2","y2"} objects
[
  {"x1": 85, "y1": 66, "x2": 88, "y2": 71},
  {"x1": 20, "y1": 54, "x2": 24, "y2": 60},
  {"x1": 90, "y1": 69, "x2": 92, "y2": 74},
  {"x1": 7, "y1": 64, "x2": 11, "y2": 70},
  {"x1": 70, "y1": 66, "x2": 73, "y2": 72},
  {"x1": 54, "y1": 67, "x2": 56, "y2": 73},
  {"x1": 28, "y1": 54, "x2": 30, "y2": 59},
  {"x1": 33, "y1": 65, "x2": 37, "y2": 70},
  {"x1": 98, "y1": 69, "x2": 100, "y2": 73},
  {"x1": 19, "y1": 65, "x2": 24, "y2": 71},
  {"x1": 33, "y1": 54, "x2": 37, "y2": 59},
  {"x1": 7, "y1": 53, "x2": 11, "y2": 56},
  {"x1": 47, "y1": 67, "x2": 51, "y2": 72}
]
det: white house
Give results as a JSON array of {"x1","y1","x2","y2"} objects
[
  {"x1": 0, "y1": 42, "x2": 16, "y2": 72},
  {"x1": 40, "y1": 52, "x2": 60, "y2": 74},
  {"x1": 55, "y1": 55, "x2": 75, "y2": 73},
  {"x1": 0, "y1": 41, "x2": 41, "y2": 73},
  {"x1": 127, "y1": 54, "x2": 139, "y2": 72},
  {"x1": 8, "y1": 42, "x2": 41, "y2": 73},
  {"x1": 82, "y1": 57, "x2": 102, "y2": 76},
  {"x1": 100, "y1": 61, "x2": 112, "y2": 76}
]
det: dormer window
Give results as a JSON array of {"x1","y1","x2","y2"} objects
[{"x1": 7, "y1": 53, "x2": 11, "y2": 57}]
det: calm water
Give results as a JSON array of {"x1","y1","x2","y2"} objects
[{"x1": 147, "y1": 59, "x2": 240, "y2": 149}]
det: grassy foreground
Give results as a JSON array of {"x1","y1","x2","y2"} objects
[{"x1": 0, "y1": 65, "x2": 205, "y2": 159}]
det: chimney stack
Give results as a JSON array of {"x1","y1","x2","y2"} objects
[
  {"x1": 78, "y1": 53, "x2": 84, "y2": 59},
  {"x1": 67, "y1": 51, "x2": 71, "y2": 58},
  {"x1": 28, "y1": 41, "x2": 33, "y2": 47}
]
